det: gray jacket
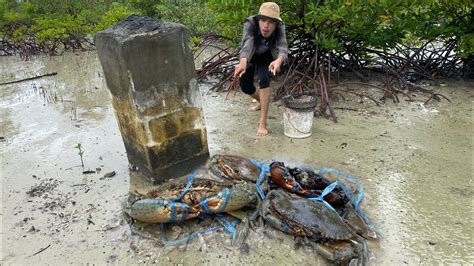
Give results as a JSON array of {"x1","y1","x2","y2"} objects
[{"x1": 239, "y1": 16, "x2": 288, "y2": 64}]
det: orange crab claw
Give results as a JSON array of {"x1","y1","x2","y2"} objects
[{"x1": 270, "y1": 162, "x2": 289, "y2": 187}]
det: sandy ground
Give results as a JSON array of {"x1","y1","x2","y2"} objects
[{"x1": 1, "y1": 51, "x2": 473, "y2": 265}]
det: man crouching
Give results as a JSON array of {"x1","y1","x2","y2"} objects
[{"x1": 233, "y1": 2, "x2": 288, "y2": 136}]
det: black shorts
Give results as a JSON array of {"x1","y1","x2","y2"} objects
[{"x1": 239, "y1": 51, "x2": 273, "y2": 95}]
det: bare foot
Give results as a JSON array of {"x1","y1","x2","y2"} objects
[
  {"x1": 256, "y1": 126, "x2": 269, "y2": 136},
  {"x1": 248, "y1": 104, "x2": 261, "y2": 112}
]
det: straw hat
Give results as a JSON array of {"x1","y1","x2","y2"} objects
[{"x1": 256, "y1": 2, "x2": 282, "y2": 22}]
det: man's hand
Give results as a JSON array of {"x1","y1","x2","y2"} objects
[
  {"x1": 268, "y1": 57, "x2": 283, "y2": 76},
  {"x1": 234, "y1": 58, "x2": 248, "y2": 78}
]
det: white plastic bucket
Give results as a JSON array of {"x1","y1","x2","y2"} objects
[{"x1": 283, "y1": 107, "x2": 313, "y2": 138}]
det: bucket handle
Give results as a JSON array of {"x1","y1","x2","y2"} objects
[{"x1": 284, "y1": 111, "x2": 312, "y2": 134}]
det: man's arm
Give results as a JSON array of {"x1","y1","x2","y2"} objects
[
  {"x1": 239, "y1": 18, "x2": 256, "y2": 61},
  {"x1": 234, "y1": 58, "x2": 248, "y2": 78},
  {"x1": 235, "y1": 18, "x2": 256, "y2": 78},
  {"x1": 275, "y1": 23, "x2": 288, "y2": 64},
  {"x1": 268, "y1": 23, "x2": 288, "y2": 76},
  {"x1": 269, "y1": 56, "x2": 284, "y2": 75}
]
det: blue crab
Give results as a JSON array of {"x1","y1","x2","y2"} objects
[{"x1": 123, "y1": 154, "x2": 261, "y2": 224}]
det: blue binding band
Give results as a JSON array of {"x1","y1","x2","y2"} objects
[
  {"x1": 168, "y1": 201, "x2": 178, "y2": 222},
  {"x1": 199, "y1": 197, "x2": 212, "y2": 213},
  {"x1": 215, "y1": 214, "x2": 238, "y2": 243},
  {"x1": 180, "y1": 204, "x2": 187, "y2": 221},
  {"x1": 319, "y1": 167, "x2": 363, "y2": 207},
  {"x1": 309, "y1": 181, "x2": 338, "y2": 212},
  {"x1": 318, "y1": 167, "x2": 370, "y2": 224},
  {"x1": 251, "y1": 159, "x2": 270, "y2": 200},
  {"x1": 283, "y1": 223, "x2": 289, "y2": 233},
  {"x1": 217, "y1": 188, "x2": 230, "y2": 213},
  {"x1": 173, "y1": 171, "x2": 196, "y2": 202},
  {"x1": 199, "y1": 188, "x2": 230, "y2": 214},
  {"x1": 320, "y1": 181, "x2": 339, "y2": 198}
]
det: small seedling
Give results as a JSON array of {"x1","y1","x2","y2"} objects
[{"x1": 75, "y1": 143, "x2": 85, "y2": 170}]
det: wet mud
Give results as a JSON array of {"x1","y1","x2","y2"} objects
[{"x1": 1, "y1": 52, "x2": 473, "y2": 264}]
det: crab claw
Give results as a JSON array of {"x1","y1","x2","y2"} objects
[
  {"x1": 124, "y1": 199, "x2": 199, "y2": 223},
  {"x1": 270, "y1": 161, "x2": 303, "y2": 193},
  {"x1": 269, "y1": 161, "x2": 288, "y2": 188},
  {"x1": 199, "y1": 182, "x2": 257, "y2": 214},
  {"x1": 313, "y1": 235, "x2": 369, "y2": 265}
]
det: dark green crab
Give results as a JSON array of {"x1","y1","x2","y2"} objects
[{"x1": 254, "y1": 189, "x2": 369, "y2": 265}]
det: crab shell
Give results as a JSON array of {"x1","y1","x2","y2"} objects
[
  {"x1": 261, "y1": 190, "x2": 355, "y2": 240},
  {"x1": 132, "y1": 171, "x2": 231, "y2": 207},
  {"x1": 208, "y1": 154, "x2": 261, "y2": 183}
]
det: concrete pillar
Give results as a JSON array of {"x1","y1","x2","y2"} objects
[{"x1": 95, "y1": 15, "x2": 209, "y2": 182}]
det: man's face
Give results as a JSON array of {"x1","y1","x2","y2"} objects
[{"x1": 258, "y1": 18, "x2": 277, "y2": 38}]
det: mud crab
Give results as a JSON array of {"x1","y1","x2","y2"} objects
[
  {"x1": 269, "y1": 161, "x2": 349, "y2": 207},
  {"x1": 257, "y1": 189, "x2": 354, "y2": 239},
  {"x1": 123, "y1": 154, "x2": 262, "y2": 224},
  {"x1": 253, "y1": 189, "x2": 369, "y2": 265},
  {"x1": 269, "y1": 161, "x2": 376, "y2": 239}
]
